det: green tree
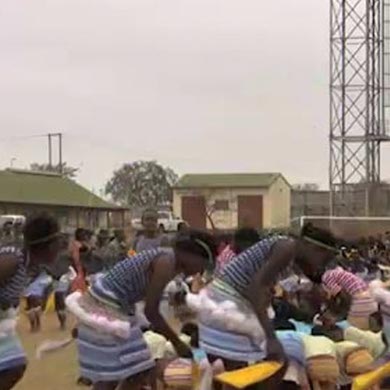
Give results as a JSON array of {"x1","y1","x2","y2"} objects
[
  {"x1": 30, "y1": 162, "x2": 79, "y2": 179},
  {"x1": 105, "y1": 161, "x2": 178, "y2": 208}
]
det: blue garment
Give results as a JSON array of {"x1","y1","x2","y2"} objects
[
  {"x1": 0, "y1": 246, "x2": 27, "y2": 309},
  {"x1": 24, "y1": 271, "x2": 52, "y2": 298},
  {"x1": 220, "y1": 237, "x2": 286, "y2": 295},
  {"x1": 276, "y1": 331, "x2": 306, "y2": 366},
  {"x1": 289, "y1": 320, "x2": 314, "y2": 334},
  {"x1": 77, "y1": 323, "x2": 154, "y2": 382},
  {"x1": 0, "y1": 333, "x2": 27, "y2": 371},
  {"x1": 336, "y1": 320, "x2": 350, "y2": 330},
  {"x1": 90, "y1": 248, "x2": 174, "y2": 313}
]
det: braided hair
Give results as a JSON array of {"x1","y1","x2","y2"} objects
[
  {"x1": 24, "y1": 213, "x2": 60, "y2": 251},
  {"x1": 174, "y1": 229, "x2": 218, "y2": 272},
  {"x1": 301, "y1": 223, "x2": 338, "y2": 249}
]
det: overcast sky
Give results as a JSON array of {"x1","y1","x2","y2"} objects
[{"x1": 1, "y1": 0, "x2": 381, "y2": 193}]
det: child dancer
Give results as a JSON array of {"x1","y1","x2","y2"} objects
[
  {"x1": 24, "y1": 269, "x2": 53, "y2": 332},
  {"x1": 0, "y1": 214, "x2": 60, "y2": 390},
  {"x1": 66, "y1": 230, "x2": 217, "y2": 390}
]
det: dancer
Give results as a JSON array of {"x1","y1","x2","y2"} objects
[
  {"x1": 51, "y1": 234, "x2": 73, "y2": 330},
  {"x1": 0, "y1": 214, "x2": 60, "y2": 390},
  {"x1": 24, "y1": 268, "x2": 53, "y2": 332},
  {"x1": 187, "y1": 224, "x2": 338, "y2": 380},
  {"x1": 67, "y1": 229, "x2": 217, "y2": 390},
  {"x1": 322, "y1": 266, "x2": 378, "y2": 330}
]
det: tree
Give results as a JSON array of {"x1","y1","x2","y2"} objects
[
  {"x1": 30, "y1": 162, "x2": 79, "y2": 179},
  {"x1": 292, "y1": 183, "x2": 320, "y2": 191},
  {"x1": 105, "y1": 161, "x2": 179, "y2": 208}
]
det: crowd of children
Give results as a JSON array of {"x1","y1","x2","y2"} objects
[{"x1": 4, "y1": 213, "x2": 390, "y2": 390}]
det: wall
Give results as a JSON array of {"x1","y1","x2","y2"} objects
[
  {"x1": 291, "y1": 190, "x2": 331, "y2": 219},
  {"x1": 269, "y1": 176, "x2": 291, "y2": 228},
  {"x1": 173, "y1": 187, "x2": 271, "y2": 230},
  {"x1": 0, "y1": 203, "x2": 125, "y2": 230}
]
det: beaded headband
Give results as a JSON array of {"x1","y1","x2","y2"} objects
[
  {"x1": 303, "y1": 236, "x2": 338, "y2": 253},
  {"x1": 27, "y1": 232, "x2": 61, "y2": 245},
  {"x1": 194, "y1": 239, "x2": 214, "y2": 270}
]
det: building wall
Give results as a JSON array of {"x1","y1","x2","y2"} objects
[
  {"x1": 173, "y1": 187, "x2": 281, "y2": 230},
  {"x1": 0, "y1": 203, "x2": 125, "y2": 230},
  {"x1": 269, "y1": 176, "x2": 291, "y2": 228}
]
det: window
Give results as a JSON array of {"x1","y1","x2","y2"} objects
[
  {"x1": 158, "y1": 212, "x2": 170, "y2": 220},
  {"x1": 214, "y1": 200, "x2": 229, "y2": 211}
]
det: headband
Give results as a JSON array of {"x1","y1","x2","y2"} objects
[
  {"x1": 27, "y1": 232, "x2": 61, "y2": 246},
  {"x1": 303, "y1": 236, "x2": 338, "y2": 253},
  {"x1": 194, "y1": 239, "x2": 214, "y2": 270}
]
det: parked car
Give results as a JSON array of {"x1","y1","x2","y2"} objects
[
  {"x1": 157, "y1": 211, "x2": 187, "y2": 232},
  {"x1": 131, "y1": 211, "x2": 187, "y2": 233},
  {"x1": 0, "y1": 214, "x2": 26, "y2": 227}
]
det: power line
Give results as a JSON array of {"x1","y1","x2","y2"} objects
[{"x1": 0, "y1": 133, "x2": 48, "y2": 143}]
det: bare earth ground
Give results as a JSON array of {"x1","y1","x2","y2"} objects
[{"x1": 15, "y1": 313, "x2": 80, "y2": 390}]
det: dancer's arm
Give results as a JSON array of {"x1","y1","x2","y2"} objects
[
  {"x1": 0, "y1": 254, "x2": 18, "y2": 284},
  {"x1": 245, "y1": 240, "x2": 295, "y2": 360},
  {"x1": 144, "y1": 256, "x2": 192, "y2": 358}
]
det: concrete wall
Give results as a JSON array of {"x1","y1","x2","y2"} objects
[
  {"x1": 173, "y1": 183, "x2": 291, "y2": 230},
  {"x1": 291, "y1": 190, "x2": 330, "y2": 219},
  {"x1": 269, "y1": 176, "x2": 291, "y2": 228}
]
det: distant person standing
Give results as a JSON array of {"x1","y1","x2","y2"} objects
[
  {"x1": 216, "y1": 228, "x2": 260, "y2": 272},
  {"x1": 49, "y1": 234, "x2": 73, "y2": 330},
  {"x1": 106, "y1": 229, "x2": 128, "y2": 267},
  {"x1": 93, "y1": 229, "x2": 111, "y2": 270},
  {"x1": 12, "y1": 222, "x2": 24, "y2": 249},
  {"x1": 69, "y1": 228, "x2": 89, "y2": 293},
  {"x1": 1, "y1": 221, "x2": 14, "y2": 245},
  {"x1": 134, "y1": 209, "x2": 168, "y2": 253}
]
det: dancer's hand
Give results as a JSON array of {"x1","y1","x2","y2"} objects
[
  {"x1": 266, "y1": 337, "x2": 286, "y2": 363},
  {"x1": 175, "y1": 341, "x2": 193, "y2": 359}
]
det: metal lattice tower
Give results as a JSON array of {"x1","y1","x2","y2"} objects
[{"x1": 330, "y1": 0, "x2": 390, "y2": 216}]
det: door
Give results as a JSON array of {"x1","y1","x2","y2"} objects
[
  {"x1": 237, "y1": 195, "x2": 263, "y2": 229},
  {"x1": 181, "y1": 196, "x2": 206, "y2": 229}
]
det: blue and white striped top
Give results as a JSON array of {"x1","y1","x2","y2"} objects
[
  {"x1": 91, "y1": 248, "x2": 174, "y2": 314},
  {"x1": 0, "y1": 245, "x2": 28, "y2": 309},
  {"x1": 219, "y1": 236, "x2": 287, "y2": 295}
]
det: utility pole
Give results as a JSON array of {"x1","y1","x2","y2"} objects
[
  {"x1": 47, "y1": 132, "x2": 63, "y2": 174},
  {"x1": 48, "y1": 134, "x2": 53, "y2": 168},
  {"x1": 59, "y1": 133, "x2": 63, "y2": 174}
]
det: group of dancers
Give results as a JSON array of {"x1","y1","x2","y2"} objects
[{"x1": 2, "y1": 211, "x2": 390, "y2": 390}]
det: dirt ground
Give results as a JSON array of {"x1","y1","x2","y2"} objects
[{"x1": 15, "y1": 313, "x2": 80, "y2": 390}]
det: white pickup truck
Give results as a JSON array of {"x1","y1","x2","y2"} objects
[{"x1": 132, "y1": 211, "x2": 187, "y2": 232}]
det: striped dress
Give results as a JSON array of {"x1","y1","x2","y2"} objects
[
  {"x1": 196, "y1": 236, "x2": 288, "y2": 362},
  {"x1": 322, "y1": 267, "x2": 377, "y2": 330},
  {"x1": 0, "y1": 245, "x2": 28, "y2": 372},
  {"x1": 73, "y1": 248, "x2": 173, "y2": 383}
]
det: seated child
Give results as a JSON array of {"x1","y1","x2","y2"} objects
[{"x1": 163, "y1": 323, "x2": 224, "y2": 390}]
